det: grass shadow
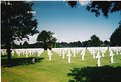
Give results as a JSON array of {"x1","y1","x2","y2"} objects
[
  {"x1": 1, "y1": 57, "x2": 44, "y2": 67},
  {"x1": 67, "y1": 65, "x2": 121, "y2": 82}
]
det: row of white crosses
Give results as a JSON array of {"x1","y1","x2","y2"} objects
[
  {"x1": 52, "y1": 48, "x2": 60, "y2": 56},
  {"x1": 2, "y1": 47, "x2": 121, "y2": 65},
  {"x1": 52, "y1": 47, "x2": 82, "y2": 58},
  {"x1": 95, "y1": 47, "x2": 116, "y2": 67},
  {"x1": 111, "y1": 47, "x2": 121, "y2": 55},
  {"x1": 88, "y1": 47, "x2": 116, "y2": 67},
  {"x1": 52, "y1": 47, "x2": 121, "y2": 65},
  {"x1": 71, "y1": 48, "x2": 81, "y2": 58},
  {"x1": 88, "y1": 47, "x2": 102, "y2": 67},
  {"x1": 52, "y1": 48, "x2": 85, "y2": 63},
  {"x1": 100, "y1": 47, "x2": 107, "y2": 57},
  {"x1": 10, "y1": 48, "x2": 44, "y2": 58},
  {"x1": 1, "y1": 49, "x2": 44, "y2": 64},
  {"x1": 88, "y1": 47, "x2": 97, "y2": 59}
]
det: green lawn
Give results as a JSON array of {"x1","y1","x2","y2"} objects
[{"x1": 1, "y1": 49, "x2": 121, "y2": 82}]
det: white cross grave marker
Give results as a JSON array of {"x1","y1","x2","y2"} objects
[
  {"x1": 96, "y1": 51, "x2": 101, "y2": 67},
  {"x1": 67, "y1": 50, "x2": 71, "y2": 63},
  {"x1": 47, "y1": 49, "x2": 52, "y2": 61},
  {"x1": 62, "y1": 50, "x2": 65, "y2": 59},
  {"x1": 109, "y1": 50, "x2": 114, "y2": 63}
]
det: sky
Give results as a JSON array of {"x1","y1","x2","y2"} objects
[{"x1": 15, "y1": 1, "x2": 121, "y2": 44}]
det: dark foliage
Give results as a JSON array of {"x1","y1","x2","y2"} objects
[
  {"x1": 90, "y1": 35, "x2": 102, "y2": 47},
  {"x1": 69, "y1": 41, "x2": 82, "y2": 47},
  {"x1": 104, "y1": 40, "x2": 110, "y2": 46},
  {"x1": 68, "y1": 66, "x2": 121, "y2": 82},
  {"x1": 110, "y1": 23, "x2": 121, "y2": 46},
  {"x1": 9, "y1": 38, "x2": 109, "y2": 48},
  {"x1": 82, "y1": 40, "x2": 91, "y2": 47},
  {"x1": 37, "y1": 30, "x2": 57, "y2": 50},
  {"x1": 1, "y1": 1, "x2": 38, "y2": 62},
  {"x1": 86, "y1": 1, "x2": 121, "y2": 17},
  {"x1": 67, "y1": 1, "x2": 121, "y2": 18},
  {"x1": 1, "y1": 55, "x2": 44, "y2": 67},
  {"x1": 23, "y1": 41, "x2": 29, "y2": 48},
  {"x1": 67, "y1": 1, "x2": 77, "y2": 8}
]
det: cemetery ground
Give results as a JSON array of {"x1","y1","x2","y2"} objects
[{"x1": 1, "y1": 48, "x2": 121, "y2": 82}]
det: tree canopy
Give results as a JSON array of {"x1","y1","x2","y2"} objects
[
  {"x1": 37, "y1": 30, "x2": 50, "y2": 43},
  {"x1": 37, "y1": 30, "x2": 57, "y2": 50},
  {"x1": 90, "y1": 35, "x2": 102, "y2": 47},
  {"x1": 67, "y1": 1, "x2": 121, "y2": 18},
  {"x1": 1, "y1": 1, "x2": 38, "y2": 62},
  {"x1": 110, "y1": 22, "x2": 121, "y2": 46}
]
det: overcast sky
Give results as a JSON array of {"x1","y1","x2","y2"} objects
[{"x1": 15, "y1": 1, "x2": 121, "y2": 44}]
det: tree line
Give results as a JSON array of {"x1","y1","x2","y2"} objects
[
  {"x1": 2, "y1": 23, "x2": 121, "y2": 49},
  {"x1": 9, "y1": 31, "x2": 120, "y2": 49}
]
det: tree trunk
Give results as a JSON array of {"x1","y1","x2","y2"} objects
[
  {"x1": 43, "y1": 41, "x2": 48, "y2": 50},
  {"x1": 6, "y1": 40, "x2": 12, "y2": 63},
  {"x1": 7, "y1": 47, "x2": 11, "y2": 63}
]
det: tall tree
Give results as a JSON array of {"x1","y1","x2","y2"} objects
[
  {"x1": 37, "y1": 30, "x2": 57, "y2": 50},
  {"x1": 110, "y1": 22, "x2": 121, "y2": 46},
  {"x1": 1, "y1": 1, "x2": 38, "y2": 62},
  {"x1": 52, "y1": 37, "x2": 57, "y2": 48},
  {"x1": 90, "y1": 35, "x2": 102, "y2": 47}
]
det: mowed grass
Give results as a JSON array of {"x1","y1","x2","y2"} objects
[{"x1": 1, "y1": 49, "x2": 121, "y2": 82}]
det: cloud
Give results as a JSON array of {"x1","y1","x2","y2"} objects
[
  {"x1": 14, "y1": 34, "x2": 39, "y2": 45},
  {"x1": 79, "y1": 0, "x2": 91, "y2": 6},
  {"x1": 27, "y1": 34, "x2": 39, "y2": 44}
]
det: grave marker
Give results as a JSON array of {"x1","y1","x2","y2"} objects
[
  {"x1": 47, "y1": 49, "x2": 52, "y2": 61},
  {"x1": 67, "y1": 50, "x2": 71, "y2": 63},
  {"x1": 109, "y1": 50, "x2": 114, "y2": 63},
  {"x1": 96, "y1": 51, "x2": 101, "y2": 67}
]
